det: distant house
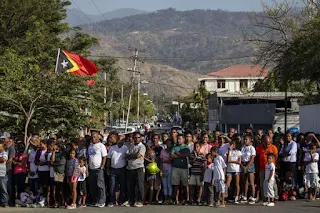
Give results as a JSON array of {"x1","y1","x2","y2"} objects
[{"x1": 198, "y1": 65, "x2": 268, "y2": 92}]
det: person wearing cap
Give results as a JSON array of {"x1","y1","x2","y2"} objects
[{"x1": 1, "y1": 132, "x2": 15, "y2": 206}]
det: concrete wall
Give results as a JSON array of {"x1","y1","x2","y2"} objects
[{"x1": 204, "y1": 78, "x2": 258, "y2": 92}]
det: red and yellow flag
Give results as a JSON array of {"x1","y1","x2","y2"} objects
[{"x1": 56, "y1": 50, "x2": 99, "y2": 76}]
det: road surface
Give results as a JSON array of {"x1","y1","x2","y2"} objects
[{"x1": 2, "y1": 200, "x2": 320, "y2": 213}]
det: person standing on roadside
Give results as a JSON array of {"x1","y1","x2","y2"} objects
[
  {"x1": 87, "y1": 132, "x2": 108, "y2": 208},
  {"x1": 0, "y1": 142, "x2": 8, "y2": 207},
  {"x1": 106, "y1": 134, "x2": 128, "y2": 207},
  {"x1": 1, "y1": 132, "x2": 15, "y2": 206},
  {"x1": 126, "y1": 132, "x2": 146, "y2": 208}
]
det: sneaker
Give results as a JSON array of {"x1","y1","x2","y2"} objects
[
  {"x1": 262, "y1": 202, "x2": 268, "y2": 206},
  {"x1": 234, "y1": 197, "x2": 240, "y2": 204},
  {"x1": 67, "y1": 204, "x2": 77, "y2": 209},
  {"x1": 97, "y1": 203, "x2": 105, "y2": 208},
  {"x1": 249, "y1": 197, "x2": 256, "y2": 204},
  {"x1": 267, "y1": 202, "x2": 275, "y2": 207},
  {"x1": 241, "y1": 196, "x2": 248, "y2": 203},
  {"x1": 121, "y1": 201, "x2": 130, "y2": 207},
  {"x1": 134, "y1": 202, "x2": 143, "y2": 208},
  {"x1": 80, "y1": 205, "x2": 86, "y2": 208},
  {"x1": 107, "y1": 203, "x2": 114, "y2": 208}
]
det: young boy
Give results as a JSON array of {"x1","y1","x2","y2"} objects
[
  {"x1": 0, "y1": 142, "x2": 8, "y2": 207},
  {"x1": 211, "y1": 147, "x2": 227, "y2": 207},
  {"x1": 189, "y1": 143, "x2": 206, "y2": 205},
  {"x1": 263, "y1": 153, "x2": 275, "y2": 207},
  {"x1": 15, "y1": 185, "x2": 36, "y2": 207},
  {"x1": 203, "y1": 153, "x2": 214, "y2": 207},
  {"x1": 304, "y1": 144, "x2": 319, "y2": 201}
]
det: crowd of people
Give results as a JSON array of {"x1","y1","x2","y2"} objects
[{"x1": 0, "y1": 127, "x2": 319, "y2": 209}]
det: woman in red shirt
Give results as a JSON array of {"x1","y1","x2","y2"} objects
[{"x1": 13, "y1": 142, "x2": 28, "y2": 196}]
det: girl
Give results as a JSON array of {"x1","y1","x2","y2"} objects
[
  {"x1": 226, "y1": 141, "x2": 242, "y2": 204},
  {"x1": 51, "y1": 143, "x2": 66, "y2": 208},
  {"x1": 77, "y1": 157, "x2": 87, "y2": 207},
  {"x1": 145, "y1": 146, "x2": 157, "y2": 205},
  {"x1": 13, "y1": 142, "x2": 28, "y2": 197},
  {"x1": 160, "y1": 139, "x2": 173, "y2": 204},
  {"x1": 263, "y1": 153, "x2": 276, "y2": 207},
  {"x1": 66, "y1": 149, "x2": 79, "y2": 209},
  {"x1": 35, "y1": 140, "x2": 50, "y2": 200},
  {"x1": 28, "y1": 142, "x2": 39, "y2": 195},
  {"x1": 240, "y1": 135, "x2": 256, "y2": 204}
]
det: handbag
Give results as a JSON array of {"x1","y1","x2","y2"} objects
[{"x1": 54, "y1": 172, "x2": 65, "y2": 183}]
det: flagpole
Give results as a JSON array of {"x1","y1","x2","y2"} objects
[{"x1": 54, "y1": 48, "x2": 61, "y2": 73}]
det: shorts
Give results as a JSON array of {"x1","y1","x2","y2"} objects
[
  {"x1": 77, "y1": 181, "x2": 87, "y2": 196},
  {"x1": 38, "y1": 171, "x2": 50, "y2": 186},
  {"x1": 242, "y1": 162, "x2": 255, "y2": 173},
  {"x1": 68, "y1": 176, "x2": 79, "y2": 183},
  {"x1": 263, "y1": 180, "x2": 275, "y2": 198},
  {"x1": 227, "y1": 172, "x2": 240, "y2": 177},
  {"x1": 214, "y1": 179, "x2": 226, "y2": 193},
  {"x1": 146, "y1": 173, "x2": 161, "y2": 190},
  {"x1": 189, "y1": 175, "x2": 203, "y2": 186},
  {"x1": 306, "y1": 173, "x2": 319, "y2": 188},
  {"x1": 172, "y1": 167, "x2": 189, "y2": 186}
]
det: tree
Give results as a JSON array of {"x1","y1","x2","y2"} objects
[{"x1": 0, "y1": 0, "x2": 111, "y2": 144}]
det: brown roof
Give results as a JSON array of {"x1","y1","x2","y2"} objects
[{"x1": 207, "y1": 65, "x2": 268, "y2": 77}]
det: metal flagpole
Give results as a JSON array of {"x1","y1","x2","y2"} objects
[{"x1": 54, "y1": 48, "x2": 61, "y2": 73}]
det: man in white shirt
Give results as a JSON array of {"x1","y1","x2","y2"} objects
[
  {"x1": 126, "y1": 132, "x2": 146, "y2": 207},
  {"x1": 87, "y1": 132, "x2": 108, "y2": 208},
  {"x1": 0, "y1": 142, "x2": 9, "y2": 207},
  {"x1": 106, "y1": 133, "x2": 128, "y2": 207}
]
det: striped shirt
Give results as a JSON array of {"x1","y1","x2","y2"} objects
[{"x1": 189, "y1": 152, "x2": 206, "y2": 175}]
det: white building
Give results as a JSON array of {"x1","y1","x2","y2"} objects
[{"x1": 198, "y1": 65, "x2": 268, "y2": 92}]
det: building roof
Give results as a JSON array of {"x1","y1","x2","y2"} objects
[
  {"x1": 215, "y1": 92, "x2": 303, "y2": 100},
  {"x1": 207, "y1": 65, "x2": 268, "y2": 78}
]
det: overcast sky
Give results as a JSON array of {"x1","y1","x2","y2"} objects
[{"x1": 69, "y1": 0, "x2": 285, "y2": 14}]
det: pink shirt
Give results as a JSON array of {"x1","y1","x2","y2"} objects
[
  {"x1": 13, "y1": 153, "x2": 28, "y2": 174},
  {"x1": 160, "y1": 149, "x2": 172, "y2": 170},
  {"x1": 200, "y1": 143, "x2": 212, "y2": 156}
]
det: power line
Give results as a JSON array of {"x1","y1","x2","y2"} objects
[
  {"x1": 70, "y1": 0, "x2": 95, "y2": 25},
  {"x1": 90, "y1": 54, "x2": 253, "y2": 62},
  {"x1": 90, "y1": 0, "x2": 108, "y2": 20},
  {"x1": 145, "y1": 81, "x2": 195, "y2": 90}
]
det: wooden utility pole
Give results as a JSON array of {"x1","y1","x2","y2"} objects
[{"x1": 125, "y1": 48, "x2": 139, "y2": 133}]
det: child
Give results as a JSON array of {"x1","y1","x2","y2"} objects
[
  {"x1": 34, "y1": 186, "x2": 46, "y2": 207},
  {"x1": 189, "y1": 142, "x2": 206, "y2": 205},
  {"x1": 77, "y1": 157, "x2": 87, "y2": 208},
  {"x1": 66, "y1": 149, "x2": 79, "y2": 209},
  {"x1": 145, "y1": 146, "x2": 157, "y2": 205},
  {"x1": 28, "y1": 143, "x2": 39, "y2": 195},
  {"x1": 203, "y1": 153, "x2": 214, "y2": 207},
  {"x1": 0, "y1": 142, "x2": 8, "y2": 207},
  {"x1": 304, "y1": 144, "x2": 319, "y2": 201},
  {"x1": 263, "y1": 153, "x2": 276, "y2": 207},
  {"x1": 15, "y1": 186, "x2": 36, "y2": 207},
  {"x1": 226, "y1": 141, "x2": 242, "y2": 204},
  {"x1": 211, "y1": 147, "x2": 227, "y2": 207}
]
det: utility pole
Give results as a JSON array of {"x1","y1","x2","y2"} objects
[
  {"x1": 103, "y1": 71, "x2": 107, "y2": 127},
  {"x1": 121, "y1": 85, "x2": 124, "y2": 123},
  {"x1": 137, "y1": 72, "x2": 141, "y2": 124},
  {"x1": 125, "y1": 48, "x2": 139, "y2": 133}
]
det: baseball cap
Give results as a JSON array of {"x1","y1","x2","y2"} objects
[{"x1": 0, "y1": 132, "x2": 11, "y2": 139}]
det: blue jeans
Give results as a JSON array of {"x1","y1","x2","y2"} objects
[
  {"x1": 161, "y1": 167, "x2": 173, "y2": 196},
  {"x1": 109, "y1": 167, "x2": 126, "y2": 204},
  {"x1": 0, "y1": 176, "x2": 8, "y2": 205},
  {"x1": 88, "y1": 169, "x2": 106, "y2": 205}
]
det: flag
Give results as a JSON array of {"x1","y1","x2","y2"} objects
[
  {"x1": 56, "y1": 50, "x2": 99, "y2": 76},
  {"x1": 87, "y1": 79, "x2": 96, "y2": 85}
]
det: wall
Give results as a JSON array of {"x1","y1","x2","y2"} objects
[
  {"x1": 204, "y1": 78, "x2": 259, "y2": 92},
  {"x1": 300, "y1": 104, "x2": 320, "y2": 133}
]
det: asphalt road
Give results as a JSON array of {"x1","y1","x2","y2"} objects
[{"x1": 2, "y1": 200, "x2": 320, "y2": 213}]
